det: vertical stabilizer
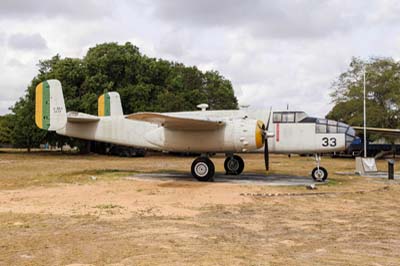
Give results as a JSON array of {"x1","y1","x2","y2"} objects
[
  {"x1": 35, "y1": 79, "x2": 67, "y2": 131},
  {"x1": 98, "y1": 92, "x2": 123, "y2": 116}
]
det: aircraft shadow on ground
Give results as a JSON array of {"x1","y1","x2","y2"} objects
[{"x1": 128, "y1": 172, "x2": 317, "y2": 186}]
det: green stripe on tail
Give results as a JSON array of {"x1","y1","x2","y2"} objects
[{"x1": 42, "y1": 81, "x2": 50, "y2": 130}]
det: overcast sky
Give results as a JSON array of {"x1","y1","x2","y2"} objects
[{"x1": 0, "y1": 0, "x2": 399, "y2": 116}]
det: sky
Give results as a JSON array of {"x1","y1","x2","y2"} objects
[{"x1": 0, "y1": 0, "x2": 399, "y2": 116}]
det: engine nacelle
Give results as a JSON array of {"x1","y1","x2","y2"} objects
[
  {"x1": 144, "y1": 118, "x2": 264, "y2": 153},
  {"x1": 222, "y1": 118, "x2": 264, "y2": 152}
]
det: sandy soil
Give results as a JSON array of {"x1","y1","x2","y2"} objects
[{"x1": 0, "y1": 151, "x2": 399, "y2": 266}]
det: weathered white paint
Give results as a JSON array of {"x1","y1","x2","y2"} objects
[
  {"x1": 55, "y1": 108, "x2": 350, "y2": 154},
  {"x1": 40, "y1": 81, "x2": 354, "y2": 155}
]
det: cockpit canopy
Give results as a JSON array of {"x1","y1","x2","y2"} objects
[{"x1": 272, "y1": 111, "x2": 356, "y2": 145}]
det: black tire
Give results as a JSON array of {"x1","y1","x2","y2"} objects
[
  {"x1": 311, "y1": 167, "x2": 328, "y2": 182},
  {"x1": 224, "y1": 155, "x2": 245, "y2": 175},
  {"x1": 191, "y1": 157, "x2": 215, "y2": 182}
]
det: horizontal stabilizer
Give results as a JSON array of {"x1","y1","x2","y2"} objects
[
  {"x1": 126, "y1": 112, "x2": 225, "y2": 131},
  {"x1": 67, "y1": 112, "x2": 100, "y2": 123}
]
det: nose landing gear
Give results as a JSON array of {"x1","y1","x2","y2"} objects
[{"x1": 311, "y1": 154, "x2": 328, "y2": 182}]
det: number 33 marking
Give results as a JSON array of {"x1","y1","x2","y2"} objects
[{"x1": 322, "y1": 137, "x2": 336, "y2": 147}]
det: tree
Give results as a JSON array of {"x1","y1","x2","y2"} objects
[
  {"x1": 9, "y1": 96, "x2": 46, "y2": 152},
  {"x1": 327, "y1": 57, "x2": 400, "y2": 142},
  {"x1": 0, "y1": 115, "x2": 13, "y2": 144}
]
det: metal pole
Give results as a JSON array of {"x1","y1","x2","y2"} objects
[{"x1": 363, "y1": 69, "x2": 367, "y2": 158}]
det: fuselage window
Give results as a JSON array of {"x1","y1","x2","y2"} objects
[
  {"x1": 316, "y1": 119, "x2": 348, "y2": 134},
  {"x1": 286, "y1": 113, "x2": 295, "y2": 123},
  {"x1": 316, "y1": 124, "x2": 327, "y2": 133},
  {"x1": 273, "y1": 112, "x2": 297, "y2": 123},
  {"x1": 273, "y1": 113, "x2": 282, "y2": 123},
  {"x1": 273, "y1": 111, "x2": 309, "y2": 123}
]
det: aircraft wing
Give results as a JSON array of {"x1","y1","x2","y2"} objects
[
  {"x1": 126, "y1": 112, "x2": 225, "y2": 131},
  {"x1": 353, "y1": 126, "x2": 400, "y2": 137},
  {"x1": 67, "y1": 112, "x2": 100, "y2": 123}
]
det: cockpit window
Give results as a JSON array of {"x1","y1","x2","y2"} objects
[
  {"x1": 282, "y1": 112, "x2": 295, "y2": 123},
  {"x1": 316, "y1": 119, "x2": 350, "y2": 134},
  {"x1": 273, "y1": 111, "x2": 308, "y2": 123},
  {"x1": 273, "y1": 113, "x2": 281, "y2": 123}
]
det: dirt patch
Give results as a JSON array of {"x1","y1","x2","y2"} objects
[{"x1": 0, "y1": 151, "x2": 399, "y2": 265}]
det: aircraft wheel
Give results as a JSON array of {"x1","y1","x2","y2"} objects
[
  {"x1": 224, "y1": 155, "x2": 244, "y2": 175},
  {"x1": 311, "y1": 167, "x2": 328, "y2": 182},
  {"x1": 191, "y1": 157, "x2": 215, "y2": 182}
]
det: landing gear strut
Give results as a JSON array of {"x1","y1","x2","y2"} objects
[
  {"x1": 224, "y1": 155, "x2": 244, "y2": 175},
  {"x1": 311, "y1": 154, "x2": 328, "y2": 182},
  {"x1": 191, "y1": 156, "x2": 215, "y2": 182}
]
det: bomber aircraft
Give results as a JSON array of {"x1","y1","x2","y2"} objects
[{"x1": 35, "y1": 80, "x2": 356, "y2": 182}]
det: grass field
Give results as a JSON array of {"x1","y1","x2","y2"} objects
[{"x1": 0, "y1": 150, "x2": 399, "y2": 266}]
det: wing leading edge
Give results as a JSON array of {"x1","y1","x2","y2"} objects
[
  {"x1": 353, "y1": 126, "x2": 400, "y2": 137},
  {"x1": 126, "y1": 112, "x2": 225, "y2": 131},
  {"x1": 67, "y1": 112, "x2": 100, "y2": 123}
]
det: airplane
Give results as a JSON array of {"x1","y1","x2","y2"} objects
[{"x1": 35, "y1": 79, "x2": 356, "y2": 182}]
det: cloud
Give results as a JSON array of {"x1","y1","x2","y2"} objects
[
  {"x1": 151, "y1": 0, "x2": 372, "y2": 39},
  {"x1": 0, "y1": 0, "x2": 111, "y2": 20},
  {"x1": 8, "y1": 33, "x2": 48, "y2": 51},
  {"x1": 0, "y1": 0, "x2": 399, "y2": 118}
]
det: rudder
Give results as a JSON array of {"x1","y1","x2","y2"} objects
[
  {"x1": 35, "y1": 79, "x2": 67, "y2": 131},
  {"x1": 98, "y1": 92, "x2": 123, "y2": 116}
]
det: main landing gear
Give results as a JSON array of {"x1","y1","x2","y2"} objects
[
  {"x1": 311, "y1": 154, "x2": 328, "y2": 182},
  {"x1": 191, "y1": 157, "x2": 215, "y2": 182},
  {"x1": 191, "y1": 154, "x2": 245, "y2": 182},
  {"x1": 224, "y1": 155, "x2": 244, "y2": 175}
]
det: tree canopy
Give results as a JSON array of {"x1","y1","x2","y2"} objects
[
  {"x1": 6, "y1": 42, "x2": 239, "y2": 150},
  {"x1": 327, "y1": 57, "x2": 400, "y2": 141}
]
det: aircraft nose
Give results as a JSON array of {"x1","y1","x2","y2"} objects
[{"x1": 337, "y1": 121, "x2": 356, "y2": 149}]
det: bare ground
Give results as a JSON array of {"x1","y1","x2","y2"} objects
[{"x1": 0, "y1": 150, "x2": 399, "y2": 266}]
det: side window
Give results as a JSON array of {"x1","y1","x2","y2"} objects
[
  {"x1": 273, "y1": 112, "x2": 295, "y2": 123},
  {"x1": 338, "y1": 122, "x2": 347, "y2": 133},
  {"x1": 316, "y1": 119, "x2": 327, "y2": 133},
  {"x1": 316, "y1": 124, "x2": 327, "y2": 133},
  {"x1": 273, "y1": 113, "x2": 281, "y2": 123},
  {"x1": 282, "y1": 113, "x2": 288, "y2": 123},
  {"x1": 316, "y1": 119, "x2": 341, "y2": 134},
  {"x1": 287, "y1": 112, "x2": 295, "y2": 123},
  {"x1": 327, "y1": 120, "x2": 338, "y2": 133}
]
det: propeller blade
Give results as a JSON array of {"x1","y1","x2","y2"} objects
[
  {"x1": 264, "y1": 136, "x2": 269, "y2": 171},
  {"x1": 266, "y1": 107, "x2": 272, "y2": 130},
  {"x1": 264, "y1": 107, "x2": 272, "y2": 171}
]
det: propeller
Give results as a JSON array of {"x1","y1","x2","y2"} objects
[{"x1": 264, "y1": 108, "x2": 272, "y2": 171}]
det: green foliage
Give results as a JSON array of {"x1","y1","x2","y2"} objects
[
  {"x1": 9, "y1": 96, "x2": 46, "y2": 151},
  {"x1": 327, "y1": 57, "x2": 400, "y2": 142},
  {"x1": 0, "y1": 114, "x2": 13, "y2": 144},
  {"x1": 8, "y1": 42, "x2": 239, "y2": 150}
]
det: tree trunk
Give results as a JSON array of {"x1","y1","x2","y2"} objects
[{"x1": 27, "y1": 138, "x2": 31, "y2": 153}]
